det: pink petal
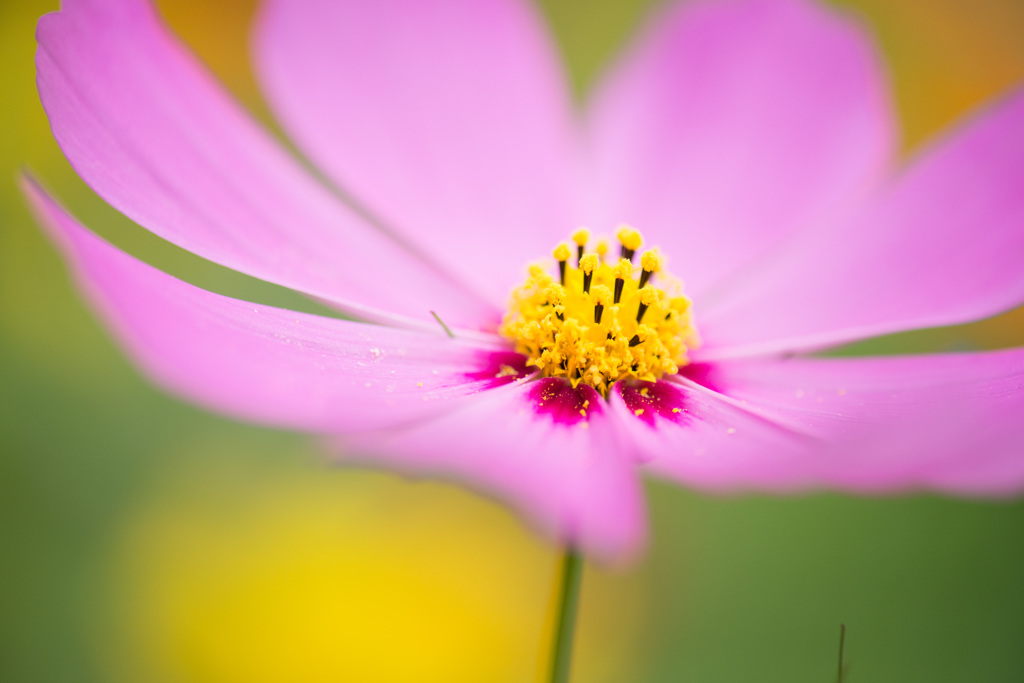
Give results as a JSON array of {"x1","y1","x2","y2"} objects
[
  {"x1": 338, "y1": 378, "x2": 646, "y2": 561},
  {"x1": 700, "y1": 87, "x2": 1024, "y2": 357},
  {"x1": 614, "y1": 351, "x2": 1024, "y2": 494},
  {"x1": 23, "y1": 175, "x2": 526, "y2": 433},
  {"x1": 35, "y1": 0, "x2": 496, "y2": 330},
  {"x1": 254, "y1": 0, "x2": 579, "y2": 305},
  {"x1": 585, "y1": 0, "x2": 895, "y2": 298}
]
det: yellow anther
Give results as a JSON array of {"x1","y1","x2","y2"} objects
[
  {"x1": 613, "y1": 258, "x2": 633, "y2": 281},
  {"x1": 571, "y1": 228, "x2": 590, "y2": 247},
  {"x1": 583, "y1": 366, "x2": 603, "y2": 386},
  {"x1": 670, "y1": 296, "x2": 691, "y2": 313},
  {"x1": 638, "y1": 248, "x2": 663, "y2": 288},
  {"x1": 590, "y1": 284, "x2": 612, "y2": 307},
  {"x1": 521, "y1": 321, "x2": 541, "y2": 341},
  {"x1": 544, "y1": 283, "x2": 565, "y2": 305},
  {"x1": 526, "y1": 263, "x2": 553, "y2": 285},
  {"x1": 616, "y1": 225, "x2": 643, "y2": 251},
  {"x1": 500, "y1": 228, "x2": 698, "y2": 397},
  {"x1": 595, "y1": 238, "x2": 609, "y2": 261},
  {"x1": 641, "y1": 249, "x2": 663, "y2": 273}
]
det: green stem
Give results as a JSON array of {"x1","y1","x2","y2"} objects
[
  {"x1": 837, "y1": 623, "x2": 847, "y2": 683},
  {"x1": 547, "y1": 547, "x2": 583, "y2": 683}
]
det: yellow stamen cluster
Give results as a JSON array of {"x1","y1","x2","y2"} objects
[{"x1": 500, "y1": 225, "x2": 700, "y2": 396}]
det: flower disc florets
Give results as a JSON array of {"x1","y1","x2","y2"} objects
[{"x1": 500, "y1": 226, "x2": 700, "y2": 396}]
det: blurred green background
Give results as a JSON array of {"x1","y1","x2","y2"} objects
[{"x1": 2, "y1": 0, "x2": 1024, "y2": 681}]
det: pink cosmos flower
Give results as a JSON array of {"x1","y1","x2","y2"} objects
[{"x1": 24, "y1": 0, "x2": 1024, "y2": 561}]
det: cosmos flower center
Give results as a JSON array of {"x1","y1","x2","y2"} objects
[{"x1": 499, "y1": 226, "x2": 700, "y2": 397}]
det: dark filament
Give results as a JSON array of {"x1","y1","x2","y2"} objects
[{"x1": 636, "y1": 302, "x2": 650, "y2": 323}]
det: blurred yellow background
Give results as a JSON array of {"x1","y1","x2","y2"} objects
[{"x1": 2, "y1": 1, "x2": 1023, "y2": 682}]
